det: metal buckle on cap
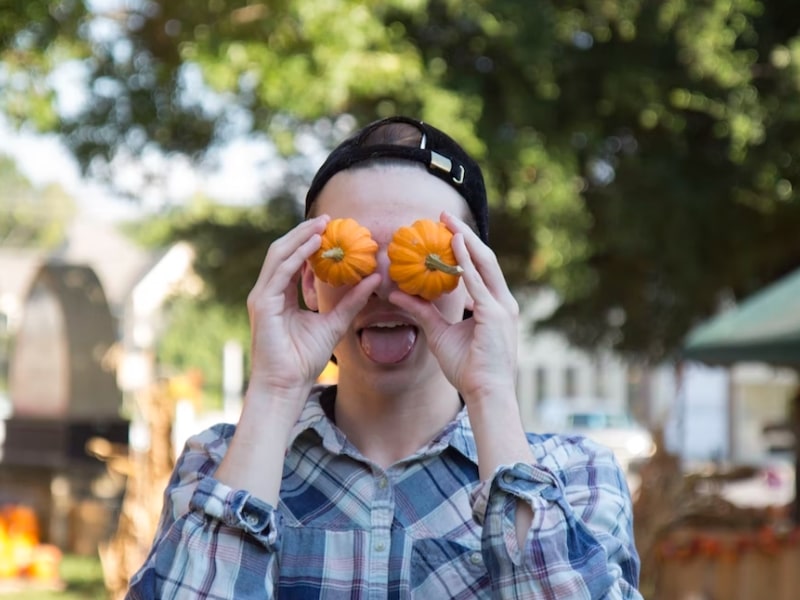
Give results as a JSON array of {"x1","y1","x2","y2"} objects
[
  {"x1": 452, "y1": 164, "x2": 465, "y2": 184},
  {"x1": 420, "y1": 126, "x2": 465, "y2": 184},
  {"x1": 430, "y1": 151, "x2": 465, "y2": 184}
]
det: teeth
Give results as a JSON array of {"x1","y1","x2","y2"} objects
[{"x1": 371, "y1": 321, "x2": 406, "y2": 328}]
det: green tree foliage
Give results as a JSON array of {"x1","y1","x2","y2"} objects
[
  {"x1": 156, "y1": 293, "x2": 250, "y2": 408},
  {"x1": 127, "y1": 192, "x2": 304, "y2": 306},
  {"x1": 0, "y1": 155, "x2": 76, "y2": 248},
  {"x1": 5, "y1": 0, "x2": 800, "y2": 362},
  {"x1": 129, "y1": 197, "x2": 288, "y2": 402}
]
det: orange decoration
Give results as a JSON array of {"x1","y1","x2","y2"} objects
[
  {"x1": 309, "y1": 218, "x2": 378, "y2": 286},
  {"x1": 0, "y1": 503, "x2": 62, "y2": 581},
  {"x1": 4, "y1": 505, "x2": 39, "y2": 542},
  {"x1": 387, "y1": 219, "x2": 463, "y2": 301},
  {"x1": 655, "y1": 526, "x2": 800, "y2": 562},
  {"x1": 27, "y1": 544, "x2": 63, "y2": 581}
]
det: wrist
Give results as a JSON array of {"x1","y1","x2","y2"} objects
[
  {"x1": 463, "y1": 390, "x2": 533, "y2": 480},
  {"x1": 244, "y1": 378, "x2": 311, "y2": 414},
  {"x1": 217, "y1": 384, "x2": 311, "y2": 505},
  {"x1": 235, "y1": 382, "x2": 311, "y2": 444},
  {"x1": 461, "y1": 385, "x2": 518, "y2": 414}
]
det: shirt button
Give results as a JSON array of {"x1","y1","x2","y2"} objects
[
  {"x1": 374, "y1": 541, "x2": 386, "y2": 552},
  {"x1": 469, "y1": 552, "x2": 483, "y2": 565},
  {"x1": 246, "y1": 514, "x2": 259, "y2": 526},
  {"x1": 502, "y1": 472, "x2": 515, "y2": 484},
  {"x1": 378, "y1": 477, "x2": 388, "y2": 489}
]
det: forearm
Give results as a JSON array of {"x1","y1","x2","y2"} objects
[
  {"x1": 215, "y1": 384, "x2": 309, "y2": 506},
  {"x1": 463, "y1": 388, "x2": 535, "y2": 547},
  {"x1": 463, "y1": 388, "x2": 533, "y2": 480}
]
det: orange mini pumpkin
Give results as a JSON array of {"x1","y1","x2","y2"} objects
[
  {"x1": 309, "y1": 218, "x2": 378, "y2": 286},
  {"x1": 27, "y1": 544, "x2": 62, "y2": 581},
  {"x1": 387, "y1": 219, "x2": 463, "y2": 301}
]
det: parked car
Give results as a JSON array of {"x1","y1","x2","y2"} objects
[
  {"x1": 538, "y1": 399, "x2": 656, "y2": 472},
  {"x1": 562, "y1": 410, "x2": 656, "y2": 471}
]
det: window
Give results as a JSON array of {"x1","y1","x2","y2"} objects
[
  {"x1": 535, "y1": 367, "x2": 548, "y2": 405},
  {"x1": 592, "y1": 356, "x2": 606, "y2": 399},
  {"x1": 564, "y1": 366, "x2": 578, "y2": 398}
]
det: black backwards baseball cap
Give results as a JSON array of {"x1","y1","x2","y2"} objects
[{"x1": 304, "y1": 116, "x2": 489, "y2": 243}]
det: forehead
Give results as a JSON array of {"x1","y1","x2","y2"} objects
[{"x1": 313, "y1": 164, "x2": 469, "y2": 234}]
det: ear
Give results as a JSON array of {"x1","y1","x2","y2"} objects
[{"x1": 301, "y1": 262, "x2": 319, "y2": 311}]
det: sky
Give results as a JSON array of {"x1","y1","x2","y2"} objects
[
  {"x1": 0, "y1": 119, "x2": 137, "y2": 221},
  {"x1": 0, "y1": 4, "x2": 332, "y2": 225},
  {"x1": 0, "y1": 115, "x2": 279, "y2": 223}
]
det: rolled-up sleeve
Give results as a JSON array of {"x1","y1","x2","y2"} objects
[
  {"x1": 126, "y1": 425, "x2": 280, "y2": 600},
  {"x1": 190, "y1": 478, "x2": 279, "y2": 547},
  {"x1": 471, "y1": 437, "x2": 642, "y2": 599}
]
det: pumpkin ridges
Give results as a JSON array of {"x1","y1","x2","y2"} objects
[
  {"x1": 388, "y1": 249, "x2": 424, "y2": 266},
  {"x1": 387, "y1": 219, "x2": 462, "y2": 301},
  {"x1": 309, "y1": 218, "x2": 378, "y2": 286}
]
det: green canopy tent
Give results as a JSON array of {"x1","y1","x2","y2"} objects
[
  {"x1": 683, "y1": 266, "x2": 800, "y2": 523},
  {"x1": 684, "y1": 266, "x2": 800, "y2": 364}
]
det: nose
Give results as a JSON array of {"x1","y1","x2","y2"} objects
[{"x1": 372, "y1": 244, "x2": 397, "y2": 299}]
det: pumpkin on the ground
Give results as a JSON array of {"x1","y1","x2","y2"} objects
[
  {"x1": 387, "y1": 219, "x2": 463, "y2": 301},
  {"x1": 26, "y1": 544, "x2": 63, "y2": 581}
]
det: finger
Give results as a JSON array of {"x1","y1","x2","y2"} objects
[
  {"x1": 441, "y1": 212, "x2": 504, "y2": 288},
  {"x1": 448, "y1": 233, "x2": 494, "y2": 309},
  {"x1": 323, "y1": 273, "x2": 382, "y2": 335},
  {"x1": 388, "y1": 289, "x2": 449, "y2": 340},
  {"x1": 442, "y1": 212, "x2": 516, "y2": 309},
  {"x1": 453, "y1": 234, "x2": 518, "y2": 318},
  {"x1": 252, "y1": 216, "x2": 329, "y2": 296}
]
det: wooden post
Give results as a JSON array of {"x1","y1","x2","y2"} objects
[
  {"x1": 793, "y1": 390, "x2": 799, "y2": 525},
  {"x1": 97, "y1": 379, "x2": 176, "y2": 600}
]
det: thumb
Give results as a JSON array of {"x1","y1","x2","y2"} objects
[
  {"x1": 325, "y1": 274, "x2": 381, "y2": 336},
  {"x1": 388, "y1": 290, "x2": 449, "y2": 345}
]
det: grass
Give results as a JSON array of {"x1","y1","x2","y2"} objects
[{"x1": 6, "y1": 554, "x2": 107, "y2": 600}]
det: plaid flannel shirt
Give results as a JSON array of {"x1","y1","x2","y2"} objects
[{"x1": 128, "y1": 386, "x2": 642, "y2": 599}]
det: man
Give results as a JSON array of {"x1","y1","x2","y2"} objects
[{"x1": 128, "y1": 116, "x2": 642, "y2": 599}]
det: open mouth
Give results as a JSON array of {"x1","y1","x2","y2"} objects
[{"x1": 358, "y1": 321, "x2": 418, "y2": 364}]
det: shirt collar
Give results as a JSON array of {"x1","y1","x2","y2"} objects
[{"x1": 289, "y1": 385, "x2": 479, "y2": 465}]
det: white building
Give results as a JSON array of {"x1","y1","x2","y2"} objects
[
  {"x1": 515, "y1": 288, "x2": 630, "y2": 432},
  {"x1": 514, "y1": 287, "x2": 797, "y2": 469}
]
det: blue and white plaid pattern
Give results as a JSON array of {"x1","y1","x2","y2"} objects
[{"x1": 128, "y1": 388, "x2": 642, "y2": 599}]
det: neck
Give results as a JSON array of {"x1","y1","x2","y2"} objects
[{"x1": 333, "y1": 372, "x2": 462, "y2": 469}]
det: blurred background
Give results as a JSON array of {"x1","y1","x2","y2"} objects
[{"x1": 0, "y1": 1, "x2": 799, "y2": 598}]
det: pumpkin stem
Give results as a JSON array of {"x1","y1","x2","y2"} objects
[
  {"x1": 321, "y1": 247, "x2": 345, "y2": 262},
  {"x1": 425, "y1": 254, "x2": 464, "y2": 276}
]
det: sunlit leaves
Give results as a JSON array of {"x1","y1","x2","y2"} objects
[
  {"x1": 0, "y1": 156, "x2": 76, "y2": 248},
  {"x1": 156, "y1": 294, "x2": 250, "y2": 407},
  {"x1": 0, "y1": 0, "x2": 89, "y2": 128}
]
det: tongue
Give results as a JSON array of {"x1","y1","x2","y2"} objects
[{"x1": 360, "y1": 326, "x2": 416, "y2": 364}]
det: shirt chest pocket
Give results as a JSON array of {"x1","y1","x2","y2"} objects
[{"x1": 410, "y1": 537, "x2": 490, "y2": 598}]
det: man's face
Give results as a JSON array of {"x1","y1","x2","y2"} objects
[{"x1": 302, "y1": 164, "x2": 472, "y2": 379}]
